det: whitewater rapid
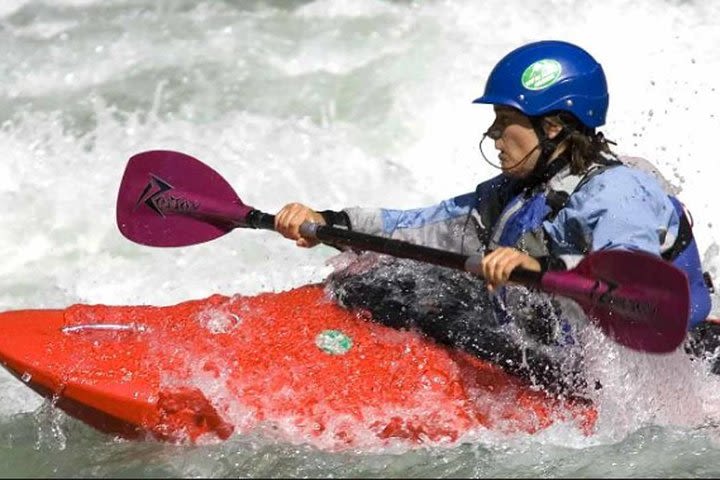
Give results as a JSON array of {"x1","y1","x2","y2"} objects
[{"x1": 1, "y1": 0, "x2": 719, "y2": 477}]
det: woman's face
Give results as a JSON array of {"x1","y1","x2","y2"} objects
[{"x1": 488, "y1": 106, "x2": 542, "y2": 178}]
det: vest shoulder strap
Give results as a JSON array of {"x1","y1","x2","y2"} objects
[{"x1": 545, "y1": 157, "x2": 623, "y2": 218}]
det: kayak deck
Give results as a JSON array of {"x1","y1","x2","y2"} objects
[{"x1": 0, "y1": 285, "x2": 596, "y2": 448}]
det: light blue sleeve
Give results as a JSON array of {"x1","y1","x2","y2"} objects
[
  {"x1": 343, "y1": 191, "x2": 478, "y2": 251},
  {"x1": 377, "y1": 192, "x2": 477, "y2": 233},
  {"x1": 543, "y1": 166, "x2": 680, "y2": 266}
]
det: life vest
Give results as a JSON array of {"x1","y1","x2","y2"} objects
[
  {"x1": 663, "y1": 197, "x2": 712, "y2": 328},
  {"x1": 483, "y1": 159, "x2": 712, "y2": 330}
]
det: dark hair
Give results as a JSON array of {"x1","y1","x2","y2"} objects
[{"x1": 546, "y1": 112, "x2": 616, "y2": 174}]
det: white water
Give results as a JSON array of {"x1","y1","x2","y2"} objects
[{"x1": 1, "y1": 0, "x2": 719, "y2": 476}]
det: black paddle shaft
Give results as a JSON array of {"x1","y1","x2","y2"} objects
[{"x1": 244, "y1": 209, "x2": 543, "y2": 287}]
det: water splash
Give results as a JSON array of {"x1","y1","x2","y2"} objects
[{"x1": 1, "y1": 0, "x2": 720, "y2": 476}]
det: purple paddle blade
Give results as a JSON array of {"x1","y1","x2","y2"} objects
[
  {"x1": 541, "y1": 250, "x2": 690, "y2": 353},
  {"x1": 116, "y1": 150, "x2": 254, "y2": 247}
]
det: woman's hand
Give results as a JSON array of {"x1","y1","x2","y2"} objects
[
  {"x1": 275, "y1": 203, "x2": 327, "y2": 248},
  {"x1": 481, "y1": 247, "x2": 541, "y2": 292}
]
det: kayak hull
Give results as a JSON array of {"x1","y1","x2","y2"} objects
[{"x1": 0, "y1": 285, "x2": 596, "y2": 448}]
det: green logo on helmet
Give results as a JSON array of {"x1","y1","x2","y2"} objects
[
  {"x1": 521, "y1": 59, "x2": 562, "y2": 91},
  {"x1": 315, "y1": 330, "x2": 353, "y2": 355}
]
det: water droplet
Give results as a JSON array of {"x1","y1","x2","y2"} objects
[{"x1": 21, "y1": 372, "x2": 32, "y2": 383}]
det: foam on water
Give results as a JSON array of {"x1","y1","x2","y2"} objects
[{"x1": 1, "y1": 0, "x2": 720, "y2": 476}]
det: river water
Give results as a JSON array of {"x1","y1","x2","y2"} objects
[{"x1": 1, "y1": 0, "x2": 719, "y2": 477}]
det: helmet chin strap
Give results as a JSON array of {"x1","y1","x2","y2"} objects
[
  {"x1": 527, "y1": 117, "x2": 571, "y2": 181},
  {"x1": 478, "y1": 132, "x2": 541, "y2": 171},
  {"x1": 478, "y1": 115, "x2": 573, "y2": 178}
]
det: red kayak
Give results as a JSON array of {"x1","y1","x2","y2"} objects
[{"x1": 0, "y1": 284, "x2": 596, "y2": 449}]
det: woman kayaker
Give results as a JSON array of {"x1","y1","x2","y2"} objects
[{"x1": 274, "y1": 40, "x2": 714, "y2": 396}]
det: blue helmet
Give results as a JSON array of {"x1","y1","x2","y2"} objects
[{"x1": 473, "y1": 41, "x2": 609, "y2": 128}]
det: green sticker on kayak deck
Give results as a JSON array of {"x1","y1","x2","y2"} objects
[
  {"x1": 521, "y1": 59, "x2": 562, "y2": 90},
  {"x1": 316, "y1": 330, "x2": 353, "y2": 355}
]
